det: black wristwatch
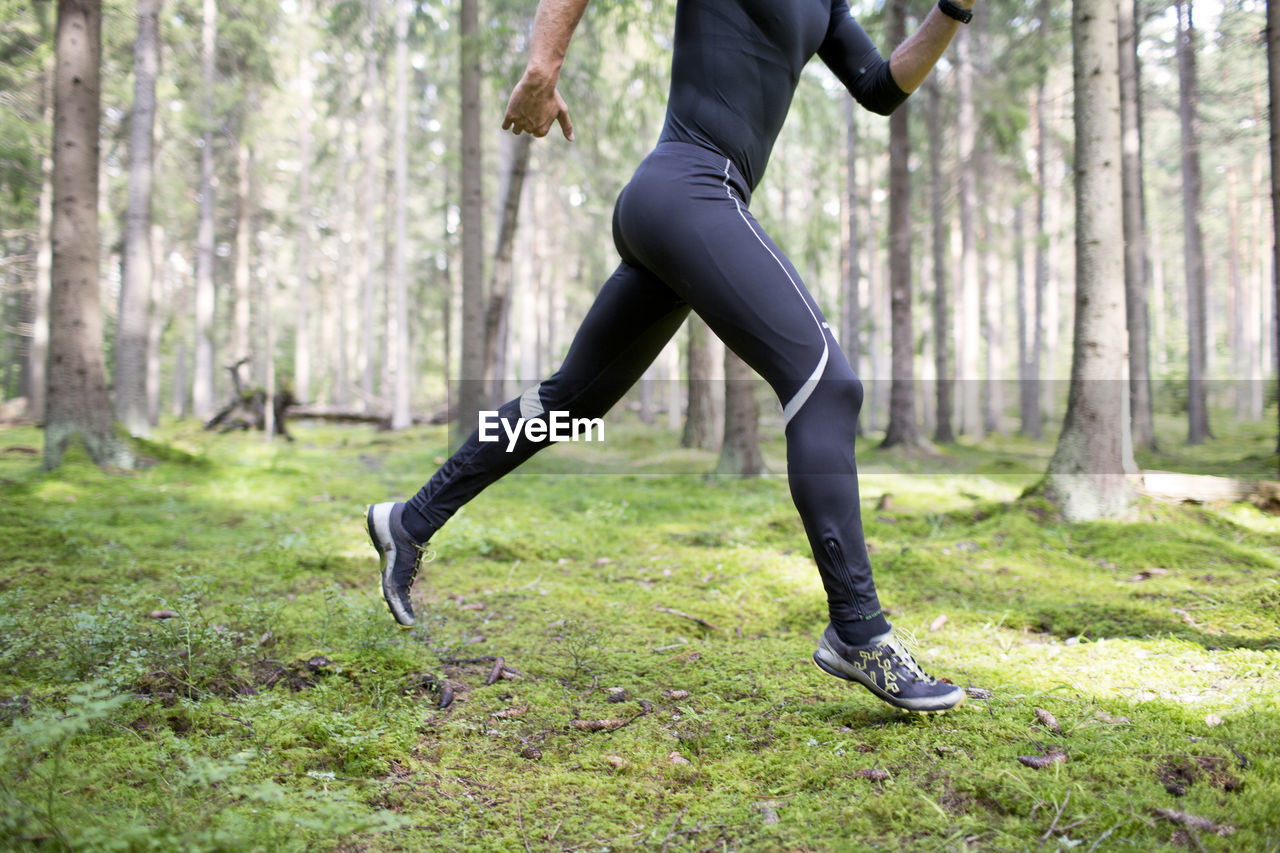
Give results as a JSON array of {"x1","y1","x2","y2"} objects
[{"x1": 938, "y1": 0, "x2": 973, "y2": 23}]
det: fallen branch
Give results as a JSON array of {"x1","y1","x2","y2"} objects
[
  {"x1": 654, "y1": 606, "x2": 722, "y2": 632},
  {"x1": 1139, "y1": 470, "x2": 1280, "y2": 513},
  {"x1": 1153, "y1": 808, "x2": 1235, "y2": 836}
]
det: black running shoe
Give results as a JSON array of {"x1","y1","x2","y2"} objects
[
  {"x1": 366, "y1": 502, "x2": 428, "y2": 627},
  {"x1": 812, "y1": 623, "x2": 965, "y2": 714}
]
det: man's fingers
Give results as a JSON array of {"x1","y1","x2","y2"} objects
[{"x1": 556, "y1": 108, "x2": 574, "y2": 142}]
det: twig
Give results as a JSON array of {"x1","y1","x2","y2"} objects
[
  {"x1": 659, "y1": 809, "x2": 688, "y2": 853},
  {"x1": 654, "y1": 606, "x2": 722, "y2": 632},
  {"x1": 518, "y1": 805, "x2": 532, "y2": 853},
  {"x1": 486, "y1": 657, "x2": 506, "y2": 686},
  {"x1": 440, "y1": 655, "x2": 500, "y2": 665},
  {"x1": 1037, "y1": 791, "x2": 1069, "y2": 851}
]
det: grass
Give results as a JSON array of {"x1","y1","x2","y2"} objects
[{"x1": 0, "y1": 410, "x2": 1277, "y2": 851}]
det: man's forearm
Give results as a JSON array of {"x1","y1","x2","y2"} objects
[
  {"x1": 526, "y1": 0, "x2": 591, "y2": 82},
  {"x1": 888, "y1": 3, "x2": 973, "y2": 93}
]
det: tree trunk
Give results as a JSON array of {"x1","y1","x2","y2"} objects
[
  {"x1": 456, "y1": 0, "x2": 485, "y2": 444},
  {"x1": 955, "y1": 27, "x2": 982, "y2": 438},
  {"x1": 333, "y1": 66, "x2": 353, "y2": 408},
  {"x1": 715, "y1": 349, "x2": 764, "y2": 476},
  {"x1": 682, "y1": 316, "x2": 718, "y2": 450},
  {"x1": 29, "y1": 48, "x2": 56, "y2": 422},
  {"x1": 1024, "y1": 73, "x2": 1046, "y2": 440},
  {"x1": 1045, "y1": 0, "x2": 1133, "y2": 521},
  {"x1": 44, "y1": 0, "x2": 132, "y2": 469},
  {"x1": 880, "y1": 0, "x2": 917, "y2": 449},
  {"x1": 193, "y1": 0, "x2": 217, "y2": 419},
  {"x1": 359, "y1": 0, "x2": 380, "y2": 410},
  {"x1": 113, "y1": 0, "x2": 161, "y2": 437},
  {"x1": 233, "y1": 141, "x2": 253, "y2": 369},
  {"x1": 483, "y1": 133, "x2": 534, "y2": 409},
  {"x1": 842, "y1": 99, "x2": 863, "y2": 388},
  {"x1": 1118, "y1": 0, "x2": 1154, "y2": 450},
  {"x1": 294, "y1": 0, "x2": 313, "y2": 404},
  {"x1": 1269, "y1": 0, "x2": 1280, "y2": 464},
  {"x1": 1177, "y1": 0, "x2": 1210, "y2": 444},
  {"x1": 927, "y1": 76, "x2": 954, "y2": 444},
  {"x1": 389, "y1": 0, "x2": 412, "y2": 429}
]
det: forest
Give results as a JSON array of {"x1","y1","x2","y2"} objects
[{"x1": 1, "y1": 0, "x2": 1279, "y2": 849}]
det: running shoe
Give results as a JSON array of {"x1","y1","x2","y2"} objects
[
  {"x1": 366, "y1": 502, "x2": 427, "y2": 627},
  {"x1": 812, "y1": 623, "x2": 965, "y2": 714}
]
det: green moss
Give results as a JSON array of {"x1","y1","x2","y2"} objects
[{"x1": 1, "y1": 413, "x2": 1277, "y2": 850}]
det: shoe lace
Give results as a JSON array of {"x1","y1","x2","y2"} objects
[
  {"x1": 408, "y1": 544, "x2": 436, "y2": 586},
  {"x1": 883, "y1": 631, "x2": 934, "y2": 684}
]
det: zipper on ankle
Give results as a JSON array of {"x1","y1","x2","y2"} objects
[{"x1": 823, "y1": 538, "x2": 865, "y2": 621}]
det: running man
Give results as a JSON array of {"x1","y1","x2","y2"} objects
[{"x1": 369, "y1": 0, "x2": 976, "y2": 713}]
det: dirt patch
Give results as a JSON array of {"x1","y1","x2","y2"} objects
[{"x1": 1157, "y1": 756, "x2": 1243, "y2": 797}]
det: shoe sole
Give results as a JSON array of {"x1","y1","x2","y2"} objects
[
  {"x1": 366, "y1": 504, "x2": 415, "y2": 629},
  {"x1": 812, "y1": 651, "x2": 964, "y2": 715}
]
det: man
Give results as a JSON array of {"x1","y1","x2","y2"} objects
[{"x1": 369, "y1": 0, "x2": 976, "y2": 714}]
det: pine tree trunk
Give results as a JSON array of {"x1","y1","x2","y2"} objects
[
  {"x1": 880, "y1": 0, "x2": 917, "y2": 449},
  {"x1": 716, "y1": 349, "x2": 764, "y2": 476},
  {"x1": 192, "y1": 0, "x2": 217, "y2": 418},
  {"x1": 1027, "y1": 2, "x2": 1049, "y2": 440},
  {"x1": 843, "y1": 99, "x2": 862, "y2": 382},
  {"x1": 30, "y1": 62, "x2": 55, "y2": 422},
  {"x1": 233, "y1": 141, "x2": 253, "y2": 368},
  {"x1": 456, "y1": 0, "x2": 485, "y2": 444},
  {"x1": 1045, "y1": 0, "x2": 1133, "y2": 521},
  {"x1": 44, "y1": 0, "x2": 132, "y2": 469},
  {"x1": 1269, "y1": 0, "x2": 1280, "y2": 463},
  {"x1": 1177, "y1": 0, "x2": 1210, "y2": 444},
  {"x1": 926, "y1": 76, "x2": 954, "y2": 444},
  {"x1": 359, "y1": 0, "x2": 380, "y2": 410},
  {"x1": 483, "y1": 133, "x2": 533, "y2": 409},
  {"x1": 1118, "y1": 0, "x2": 1154, "y2": 450},
  {"x1": 682, "y1": 316, "x2": 717, "y2": 450},
  {"x1": 389, "y1": 0, "x2": 412, "y2": 429},
  {"x1": 333, "y1": 67, "x2": 353, "y2": 408},
  {"x1": 294, "y1": 0, "x2": 313, "y2": 404},
  {"x1": 113, "y1": 0, "x2": 160, "y2": 437},
  {"x1": 955, "y1": 28, "x2": 982, "y2": 438}
]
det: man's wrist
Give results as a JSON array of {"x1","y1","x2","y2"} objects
[{"x1": 937, "y1": 0, "x2": 973, "y2": 23}]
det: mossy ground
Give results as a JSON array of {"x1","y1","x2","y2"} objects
[{"x1": 0, "y1": 411, "x2": 1277, "y2": 851}]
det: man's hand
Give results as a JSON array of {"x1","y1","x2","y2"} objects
[{"x1": 502, "y1": 69, "x2": 575, "y2": 141}]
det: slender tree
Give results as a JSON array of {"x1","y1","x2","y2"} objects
[
  {"x1": 1118, "y1": 0, "x2": 1154, "y2": 450},
  {"x1": 294, "y1": 0, "x2": 314, "y2": 404},
  {"x1": 390, "y1": 0, "x2": 412, "y2": 429},
  {"x1": 881, "y1": 0, "x2": 918, "y2": 448},
  {"x1": 114, "y1": 0, "x2": 162, "y2": 437},
  {"x1": 715, "y1": 350, "x2": 765, "y2": 476},
  {"x1": 926, "y1": 75, "x2": 954, "y2": 444},
  {"x1": 1269, "y1": 0, "x2": 1280, "y2": 465},
  {"x1": 192, "y1": 0, "x2": 217, "y2": 418},
  {"x1": 682, "y1": 317, "x2": 717, "y2": 449},
  {"x1": 483, "y1": 133, "x2": 533, "y2": 409},
  {"x1": 1177, "y1": 0, "x2": 1210, "y2": 444},
  {"x1": 1045, "y1": 0, "x2": 1133, "y2": 520},
  {"x1": 44, "y1": 0, "x2": 132, "y2": 469},
  {"x1": 456, "y1": 0, "x2": 485, "y2": 442},
  {"x1": 955, "y1": 26, "x2": 981, "y2": 438}
]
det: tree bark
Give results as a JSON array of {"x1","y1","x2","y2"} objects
[
  {"x1": 456, "y1": 0, "x2": 485, "y2": 444},
  {"x1": 715, "y1": 350, "x2": 765, "y2": 476},
  {"x1": 483, "y1": 133, "x2": 534, "y2": 409},
  {"x1": 1118, "y1": 0, "x2": 1154, "y2": 450},
  {"x1": 842, "y1": 99, "x2": 863, "y2": 391},
  {"x1": 1044, "y1": 0, "x2": 1133, "y2": 521},
  {"x1": 390, "y1": 0, "x2": 412, "y2": 429},
  {"x1": 955, "y1": 27, "x2": 982, "y2": 438},
  {"x1": 880, "y1": 0, "x2": 918, "y2": 449},
  {"x1": 1177, "y1": 0, "x2": 1210, "y2": 444},
  {"x1": 44, "y1": 0, "x2": 132, "y2": 469},
  {"x1": 233, "y1": 141, "x2": 253, "y2": 369},
  {"x1": 294, "y1": 0, "x2": 314, "y2": 404},
  {"x1": 1269, "y1": 0, "x2": 1280, "y2": 463},
  {"x1": 359, "y1": 0, "x2": 380, "y2": 410},
  {"x1": 926, "y1": 76, "x2": 954, "y2": 444},
  {"x1": 193, "y1": 0, "x2": 217, "y2": 418},
  {"x1": 682, "y1": 316, "x2": 718, "y2": 450},
  {"x1": 113, "y1": 0, "x2": 161, "y2": 437}
]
